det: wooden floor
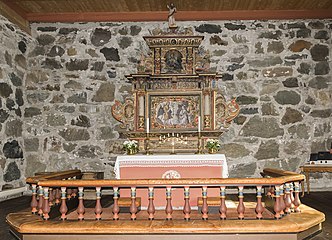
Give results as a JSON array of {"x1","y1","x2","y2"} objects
[{"x1": 1, "y1": 192, "x2": 331, "y2": 240}]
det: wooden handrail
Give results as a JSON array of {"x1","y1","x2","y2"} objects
[
  {"x1": 262, "y1": 168, "x2": 302, "y2": 177},
  {"x1": 37, "y1": 174, "x2": 304, "y2": 188},
  {"x1": 26, "y1": 170, "x2": 82, "y2": 184}
]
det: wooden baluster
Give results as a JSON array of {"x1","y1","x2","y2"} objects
[
  {"x1": 48, "y1": 188, "x2": 54, "y2": 207},
  {"x1": 274, "y1": 185, "x2": 281, "y2": 219},
  {"x1": 183, "y1": 186, "x2": 191, "y2": 221},
  {"x1": 130, "y1": 187, "x2": 138, "y2": 220},
  {"x1": 77, "y1": 187, "x2": 85, "y2": 220},
  {"x1": 237, "y1": 186, "x2": 245, "y2": 219},
  {"x1": 30, "y1": 184, "x2": 38, "y2": 214},
  {"x1": 290, "y1": 183, "x2": 295, "y2": 212},
  {"x1": 284, "y1": 183, "x2": 292, "y2": 214},
  {"x1": 255, "y1": 186, "x2": 264, "y2": 219},
  {"x1": 112, "y1": 187, "x2": 120, "y2": 220},
  {"x1": 95, "y1": 187, "x2": 102, "y2": 220},
  {"x1": 60, "y1": 187, "x2": 68, "y2": 220},
  {"x1": 293, "y1": 182, "x2": 301, "y2": 212},
  {"x1": 37, "y1": 186, "x2": 44, "y2": 215},
  {"x1": 55, "y1": 188, "x2": 61, "y2": 205},
  {"x1": 279, "y1": 185, "x2": 285, "y2": 215},
  {"x1": 147, "y1": 187, "x2": 155, "y2": 220},
  {"x1": 219, "y1": 186, "x2": 227, "y2": 219},
  {"x1": 43, "y1": 187, "x2": 50, "y2": 220},
  {"x1": 201, "y1": 186, "x2": 208, "y2": 220},
  {"x1": 165, "y1": 186, "x2": 173, "y2": 220},
  {"x1": 67, "y1": 188, "x2": 72, "y2": 200},
  {"x1": 72, "y1": 188, "x2": 78, "y2": 198}
]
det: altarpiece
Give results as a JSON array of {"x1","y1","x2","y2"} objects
[{"x1": 112, "y1": 27, "x2": 239, "y2": 154}]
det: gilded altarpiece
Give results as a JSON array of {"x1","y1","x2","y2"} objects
[{"x1": 112, "y1": 32, "x2": 239, "y2": 154}]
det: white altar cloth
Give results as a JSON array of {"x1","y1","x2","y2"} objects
[{"x1": 114, "y1": 154, "x2": 228, "y2": 179}]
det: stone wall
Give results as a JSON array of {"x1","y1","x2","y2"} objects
[
  {"x1": 0, "y1": 17, "x2": 331, "y2": 191},
  {"x1": 0, "y1": 16, "x2": 35, "y2": 191}
]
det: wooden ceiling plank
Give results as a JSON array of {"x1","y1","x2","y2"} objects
[
  {"x1": 0, "y1": 1, "x2": 30, "y2": 34},
  {"x1": 25, "y1": 9, "x2": 332, "y2": 22}
]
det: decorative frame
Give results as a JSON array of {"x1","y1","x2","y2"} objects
[{"x1": 148, "y1": 92, "x2": 201, "y2": 131}]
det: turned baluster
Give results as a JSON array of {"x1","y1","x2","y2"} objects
[
  {"x1": 290, "y1": 183, "x2": 295, "y2": 212},
  {"x1": 37, "y1": 186, "x2": 44, "y2": 215},
  {"x1": 293, "y1": 182, "x2": 301, "y2": 212},
  {"x1": 112, "y1": 187, "x2": 120, "y2": 220},
  {"x1": 77, "y1": 187, "x2": 85, "y2": 220},
  {"x1": 60, "y1": 187, "x2": 68, "y2": 220},
  {"x1": 130, "y1": 187, "x2": 138, "y2": 220},
  {"x1": 284, "y1": 183, "x2": 292, "y2": 214},
  {"x1": 255, "y1": 186, "x2": 264, "y2": 219},
  {"x1": 48, "y1": 188, "x2": 54, "y2": 207},
  {"x1": 165, "y1": 186, "x2": 173, "y2": 220},
  {"x1": 201, "y1": 186, "x2": 208, "y2": 220},
  {"x1": 30, "y1": 184, "x2": 38, "y2": 214},
  {"x1": 43, "y1": 187, "x2": 50, "y2": 220},
  {"x1": 55, "y1": 188, "x2": 61, "y2": 205},
  {"x1": 183, "y1": 186, "x2": 191, "y2": 221},
  {"x1": 219, "y1": 186, "x2": 227, "y2": 219},
  {"x1": 237, "y1": 186, "x2": 245, "y2": 219},
  {"x1": 274, "y1": 185, "x2": 282, "y2": 219},
  {"x1": 67, "y1": 188, "x2": 73, "y2": 200},
  {"x1": 147, "y1": 187, "x2": 155, "y2": 220},
  {"x1": 72, "y1": 188, "x2": 78, "y2": 198},
  {"x1": 279, "y1": 185, "x2": 285, "y2": 215},
  {"x1": 95, "y1": 187, "x2": 102, "y2": 220}
]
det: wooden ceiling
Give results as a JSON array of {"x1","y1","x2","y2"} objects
[{"x1": 1, "y1": 0, "x2": 332, "y2": 34}]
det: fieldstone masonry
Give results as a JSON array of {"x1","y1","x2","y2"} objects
[{"x1": 0, "y1": 16, "x2": 331, "y2": 192}]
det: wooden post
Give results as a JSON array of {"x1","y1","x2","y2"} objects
[
  {"x1": 293, "y1": 182, "x2": 301, "y2": 212},
  {"x1": 130, "y1": 187, "x2": 138, "y2": 220},
  {"x1": 147, "y1": 187, "x2": 155, "y2": 220},
  {"x1": 201, "y1": 186, "x2": 208, "y2": 220},
  {"x1": 255, "y1": 186, "x2": 264, "y2": 219},
  {"x1": 183, "y1": 186, "x2": 191, "y2": 220},
  {"x1": 274, "y1": 185, "x2": 281, "y2": 219},
  {"x1": 48, "y1": 188, "x2": 54, "y2": 207},
  {"x1": 42, "y1": 187, "x2": 50, "y2": 220},
  {"x1": 30, "y1": 184, "x2": 38, "y2": 214},
  {"x1": 290, "y1": 183, "x2": 295, "y2": 212},
  {"x1": 219, "y1": 186, "x2": 227, "y2": 219},
  {"x1": 237, "y1": 186, "x2": 245, "y2": 219},
  {"x1": 279, "y1": 185, "x2": 285, "y2": 215},
  {"x1": 284, "y1": 183, "x2": 292, "y2": 214},
  {"x1": 60, "y1": 187, "x2": 68, "y2": 220},
  {"x1": 165, "y1": 186, "x2": 173, "y2": 220},
  {"x1": 38, "y1": 186, "x2": 44, "y2": 216},
  {"x1": 55, "y1": 188, "x2": 61, "y2": 205},
  {"x1": 77, "y1": 187, "x2": 85, "y2": 220},
  {"x1": 95, "y1": 187, "x2": 102, "y2": 220},
  {"x1": 112, "y1": 187, "x2": 120, "y2": 220}
]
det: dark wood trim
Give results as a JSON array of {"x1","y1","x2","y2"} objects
[
  {"x1": 2, "y1": 0, "x2": 27, "y2": 18},
  {"x1": 25, "y1": 10, "x2": 332, "y2": 22},
  {"x1": 0, "y1": 1, "x2": 30, "y2": 34}
]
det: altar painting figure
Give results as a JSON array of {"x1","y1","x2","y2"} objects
[
  {"x1": 165, "y1": 49, "x2": 183, "y2": 73},
  {"x1": 150, "y1": 95, "x2": 200, "y2": 130}
]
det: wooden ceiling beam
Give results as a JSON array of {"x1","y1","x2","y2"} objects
[
  {"x1": 25, "y1": 10, "x2": 332, "y2": 22},
  {"x1": 0, "y1": 1, "x2": 30, "y2": 34}
]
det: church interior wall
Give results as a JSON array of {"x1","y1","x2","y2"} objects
[{"x1": 0, "y1": 16, "x2": 331, "y2": 194}]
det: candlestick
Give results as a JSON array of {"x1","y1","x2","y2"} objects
[
  {"x1": 198, "y1": 116, "x2": 201, "y2": 133},
  {"x1": 146, "y1": 118, "x2": 149, "y2": 134}
]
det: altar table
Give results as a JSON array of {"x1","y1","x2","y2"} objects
[{"x1": 115, "y1": 154, "x2": 228, "y2": 208}]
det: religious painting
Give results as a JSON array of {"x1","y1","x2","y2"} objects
[
  {"x1": 164, "y1": 49, "x2": 183, "y2": 73},
  {"x1": 149, "y1": 94, "x2": 201, "y2": 131}
]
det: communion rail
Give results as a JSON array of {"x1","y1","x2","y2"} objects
[
  {"x1": 26, "y1": 168, "x2": 304, "y2": 220},
  {"x1": 6, "y1": 168, "x2": 325, "y2": 240}
]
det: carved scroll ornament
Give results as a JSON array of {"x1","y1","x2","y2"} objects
[
  {"x1": 111, "y1": 98, "x2": 135, "y2": 130},
  {"x1": 215, "y1": 94, "x2": 240, "y2": 129}
]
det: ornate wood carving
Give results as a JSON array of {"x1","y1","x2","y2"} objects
[{"x1": 111, "y1": 29, "x2": 239, "y2": 153}]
